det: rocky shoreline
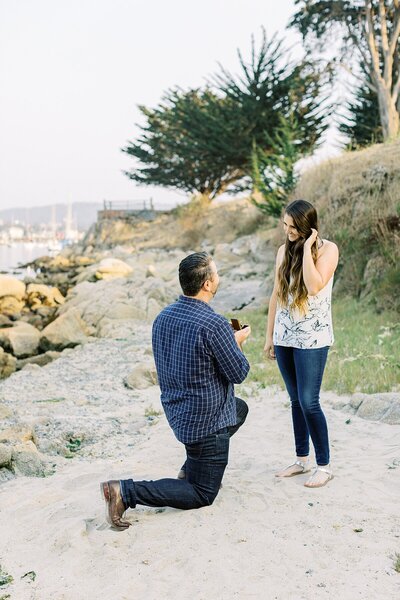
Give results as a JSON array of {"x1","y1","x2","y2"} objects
[{"x1": 0, "y1": 216, "x2": 276, "y2": 482}]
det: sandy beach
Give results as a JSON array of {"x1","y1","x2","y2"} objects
[
  {"x1": 2, "y1": 0, "x2": 400, "y2": 596},
  {"x1": 0, "y1": 339, "x2": 399, "y2": 599}
]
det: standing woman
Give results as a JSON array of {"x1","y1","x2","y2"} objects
[{"x1": 264, "y1": 199, "x2": 339, "y2": 488}]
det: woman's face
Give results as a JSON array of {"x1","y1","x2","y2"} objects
[{"x1": 283, "y1": 213, "x2": 302, "y2": 242}]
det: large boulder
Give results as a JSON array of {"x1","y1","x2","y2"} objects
[
  {"x1": 0, "y1": 321, "x2": 40, "y2": 358},
  {"x1": 95, "y1": 258, "x2": 133, "y2": 280},
  {"x1": 0, "y1": 348, "x2": 17, "y2": 379},
  {"x1": 0, "y1": 296, "x2": 25, "y2": 317},
  {"x1": 354, "y1": 392, "x2": 400, "y2": 424},
  {"x1": 60, "y1": 279, "x2": 147, "y2": 333},
  {"x1": 26, "y1": 283, "x2": 65, "y2": 310},
  {"x1": 40, "y1": 307, "x2": 93, "y2": 351},
  {"x1": 0, "y1": 275, "x2": 25, "y2": 299},
  {"x1": 96, "y1": 318, "x2": 142, "y2": 339}
]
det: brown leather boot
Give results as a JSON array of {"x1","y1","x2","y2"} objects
[{"x1": 100, "y1": 480, "x2": 131, "y2": 530}]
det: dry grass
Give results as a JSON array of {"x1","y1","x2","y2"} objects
[
  {"x1": 172, "y1": 195, "x2": 268, "y2": 250},
  {"x1": 87, "y1": 196, "x2": 268, "y2": 253},
  {"x1": 295, "y1": 139, "x2": 400, "y2": 310},
  {"x1": 394, "y1": 553, "x2": 400, "y2": 573}
]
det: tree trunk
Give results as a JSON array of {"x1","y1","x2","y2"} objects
[{"x1": 376, "y1": 82, "x2": 400, "y2": 140}]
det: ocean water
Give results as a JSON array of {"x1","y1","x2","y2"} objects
[{"x1": 0, "y1": 243, "x2": 50, "y2": 276}]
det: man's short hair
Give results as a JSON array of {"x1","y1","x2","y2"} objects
[{"x1": 179, "y1": 252, "x2": 213, "y2": 296}]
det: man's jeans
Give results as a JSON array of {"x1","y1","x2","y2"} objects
[
  {"x1": 274, "y1": 345, "x2": 330, "y2": 465},
  {"x1": 120, "y1": 397, "x2": 248, "y2": 510}
]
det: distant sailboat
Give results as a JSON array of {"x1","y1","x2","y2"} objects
[{"x1": 47, "y1": 205, "x2": 62, "y2": 253}]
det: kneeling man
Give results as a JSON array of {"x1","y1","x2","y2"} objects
[{"x1": 101, "y1": 251, "x2": 251, "y2": 529}]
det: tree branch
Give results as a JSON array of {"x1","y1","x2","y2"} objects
[
  {"x1": 379, "y1": 0, "x2": 394, "y2": 87},
  {"x1": 388, "y1": 7, "x2": 400, "y2": 56},
  {"x1": 392, "y1": 73, "x2": 400, "y2": 103},
  {"x1": 365, "y1": 1, "x2": 383, "y2": 82},
  {"x1": 348, "y1": 30, "x2": 374, "y2": 73},
  {"x1": 379, "y1": 0, "x2": 389, "y2": 55},
  {"x1": 335, "y1": 60, "x2": 377, "y2": 92}
]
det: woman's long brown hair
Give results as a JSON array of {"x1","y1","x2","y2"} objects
[{"x1": 277, "y1": 199, "x2": 321, "y2": 314}]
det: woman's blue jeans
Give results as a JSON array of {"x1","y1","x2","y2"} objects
[{"x1": 274, "y1": 345, "x2": 330, "y2": 466}]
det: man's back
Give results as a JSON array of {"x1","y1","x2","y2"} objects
[{"x1": 152, "y1": 295, "x2": 249, "y2": 444}]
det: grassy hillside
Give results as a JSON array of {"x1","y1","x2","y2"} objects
[{"x1": 294, "y1": 139, "x2": 400, "y2": 311}]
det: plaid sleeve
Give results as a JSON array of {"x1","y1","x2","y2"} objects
[{"x1": 208, "y1": 319, "x2": 250, "y2": 384}]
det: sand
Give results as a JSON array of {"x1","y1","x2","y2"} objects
[{"x1": 1, "y1": 378, "x2": 399, "y2": 600}]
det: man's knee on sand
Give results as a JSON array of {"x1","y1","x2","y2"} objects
[
  {"x1": 187, "y1": 475, "x2": 225, "y2": 508},
  {"x1": 190, "y1": 488, "x2": 221, "y2": 509}
]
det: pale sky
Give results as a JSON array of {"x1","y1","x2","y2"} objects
[{"x1": 0, "y1": 0, "x2": 340, "y2": 211}]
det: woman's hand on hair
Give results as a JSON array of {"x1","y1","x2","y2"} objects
[
  {"x1": 263, "y1": 337, "x2": 276, "y2": 361},
  {"x1": 304, "y1": 228, "x2": 318, "y2": 250}
]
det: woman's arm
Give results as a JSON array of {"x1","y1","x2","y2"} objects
[
  {"x1": 303, "y1": 229, "x2": 339, "y2": 296},
  {"x1": 264, "y1": 245, "x2": 284, "y2": 360}
]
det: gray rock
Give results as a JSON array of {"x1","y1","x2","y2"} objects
[
  {"x1": 0, "y1": 315, "x2": 12, "y2": 328},
  {"x1": 0, "y1": 321, "x2": 40, "y2": 358},
  {"x1": 40, "y1": 307, "x2": 92, "y2": 351},
  {"x1": 16, "y1": 351, "x2": 61, "y2": 371},
  {"x1": 0, "y1": 467, "x2": 14, "y2": 483},
  {"x1": 35, "y1": 306, "x2": 57, "y2": 319},
  {"x1": 124, "y1": 363, "x2": 158, "y2": 390},
  {"x1": 211, "y1": 279, "x2": 263, "y2": 312},
  {"x1": 11, "y1": 441, "x2": 48, "y2": 477},
  {"x1": 0, "y1": 347, "x2": 17, "y2": 379},
  {"x1": 360, "y1": 256, "x2": 386, "y2": 299},
  {"x1": 96, "y1": 318, "x2": 142, "y2": 338},
  {"x1": 356, "y1": 394, "x2": 394, "y2": 421},
  {"x1": 381, "y1": 402, "x2": 400, "y2": 424},
  {"x1": 146, "y1": 265, "x2": 156, "y2": 277},
  {"x1": 0, "y1": 443, "x2": 12, "y2": 467},
  {"x1": 349, "y1": 393, "x2": 366, "y2": 411}
]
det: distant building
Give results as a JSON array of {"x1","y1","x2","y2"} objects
[{"x1": 9, "y1": 226, "x2": 25, "y2": 240}]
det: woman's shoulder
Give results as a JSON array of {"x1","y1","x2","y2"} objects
[{"x1": 319, "y1": 239, "x2": 339, "y2": 257}]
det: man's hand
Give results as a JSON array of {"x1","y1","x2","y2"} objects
[
  {"x1": 234, "y1": 326, "x2": 251, "y2": 350},
  {"x1": 263, "y1": 336, "x2": 276, "y2": 360}
]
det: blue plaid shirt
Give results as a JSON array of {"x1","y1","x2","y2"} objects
[{"x1": 152, "y1": 295, "x2": 250, "y2": 444}]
